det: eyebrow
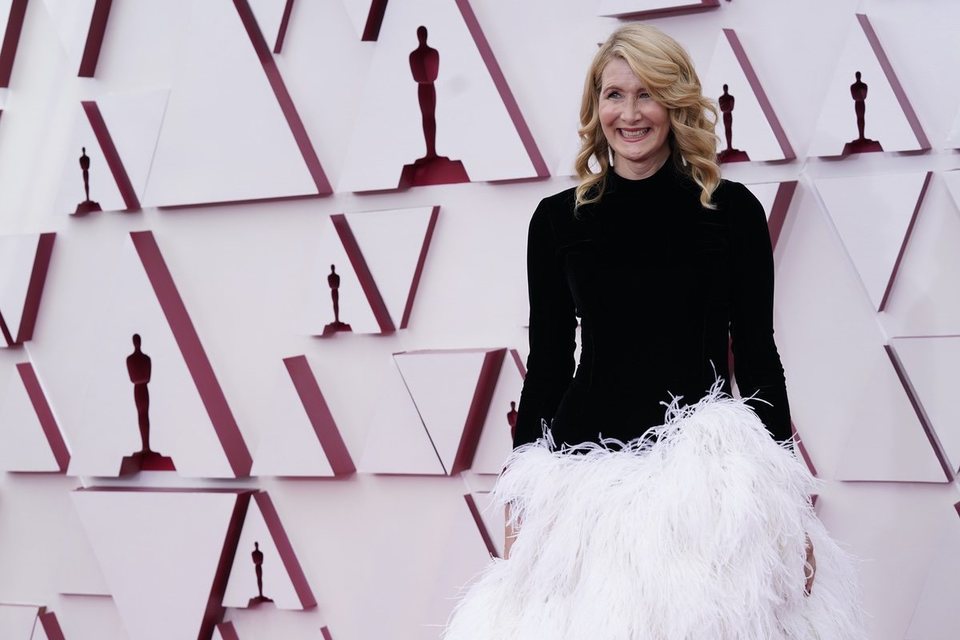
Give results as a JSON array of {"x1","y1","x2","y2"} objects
[{"x1": 601, "y1": 84, "x2": 647, "y2": 93}]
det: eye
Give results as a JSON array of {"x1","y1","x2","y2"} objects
[
  {"x1": 638, "y1": 91, "x2": 651, "y2": 100},
  {"x1": 605, "y1": 90, "x2": 621, "y2": 99}
]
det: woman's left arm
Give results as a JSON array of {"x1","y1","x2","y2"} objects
[
  {"x1": 728, "y1": 185, "x2": 813, "y2": 592},
  {"x1": 727, "y1": 182, "x2": 792, "y2": 443}
]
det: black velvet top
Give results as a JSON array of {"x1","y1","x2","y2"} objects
[{"x1": 513, "y1": 158, "x2": 791, "y2": 450}]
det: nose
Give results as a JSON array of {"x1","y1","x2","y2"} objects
[{"x1": 621, "y1": 98, "x2": 642, "y2": 123}]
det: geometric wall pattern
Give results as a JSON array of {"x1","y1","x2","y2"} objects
[
  {"x1": 66, "y1": 231, "x2": 250, "y2": 478},
  {"x1": 701, "y1": 28, "x2": 794, "y2": 162},
  {"x1": 32, "y1": 611, "x2": 67, "y2": 640},
  {"x1": 0, "y1": 360, "x2": 69, "y2": 472},
  {"x1": 143, "y1": 1, "x2": 328, "y2": 207},
  {"x1": 903, "y1": 503, "x2": 960, "y2": 640},
  {"x1": 743, "y1": 180, "x2": 797, "y2": 249},
  {"x1": 307, "y1": 206, "x2": 439, "y2": 336},
  {"x1": 888, "y1": 337, "x2": 960, "y2": 477},
  {"x1": 222, "y1": 492, "x2": 316, "y2": 611},
  {"x1": 0, "y1": 232, "x2": 55, "y2": 346},
  {"x1": 0, "y1": 1, "x2": 29, "y2": 89},
  {"x1": 250, "y1": 355, "x2": 355, "y2": 477},
  {"x1": 41, "y1": 0, "x2": 111, "y2": 77},
  {"x1": 338, "y1": 0, "x2": 547, "y2": 192},
  {"x1": 0, "y1": 604, "x2": 42, "y2": 639},
  {"x1": 71, "y1": 489, "x2": 249, "y2": 640},
  {"x1": 359, "y1": 347, "x2": 512, "y2": 476},
  {"x1": 597, "y1": 0, "x2": 720, "y2": 20},
  {"x1": 813, "y1": 171, "x2": 930, "y2": 311},
  {"x1": 1, "y1": 1, "x2": 960, "y2": 639},
  {"x1": 808, "y1": 13, "x2": 929, "y2": 157}
]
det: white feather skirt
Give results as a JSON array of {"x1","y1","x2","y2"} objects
[{"x1": 443, "y1": 385, "x2": 865, "y2": 640}]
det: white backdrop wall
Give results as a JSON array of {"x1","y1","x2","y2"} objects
[{"x1": 1, "y1": 0, "x2": 959, "y2": 639}]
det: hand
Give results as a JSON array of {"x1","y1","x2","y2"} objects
[
  {"x1": 804, "y1": 534, "x2": 816, "y2": 595},
  {"x1": 504, "y1": 503, "x2": 519, "y2": 560}
]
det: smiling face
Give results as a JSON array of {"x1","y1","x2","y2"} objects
[{"x1": 598, "y1": 57, "x2": 672, "y2": 180}]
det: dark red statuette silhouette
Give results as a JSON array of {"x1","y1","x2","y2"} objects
[
  {"x1": 716, "y1": 84, "x2": 749, "y2": 163},
  {"x1": 507, "y1": 401, "x2": 518, "y2": 441},
  {"x1": 73, "y1": 146, "x2": 102, "y2": 215},
  {"x1": 119, "y1": 334, "x2": 175, "y2": 474},
  {"x1": 322, "y1": 264, "x2": 352, "y2": 336},
  {"x1": 248, "y1": 541, "x2": 274, "y2": 606},
  {"x1": 398, "y1": 25, "x2": 469, "y2": 188},
  {"x1": 842, "y1": 71, "x2": 883, "y2": 155}
]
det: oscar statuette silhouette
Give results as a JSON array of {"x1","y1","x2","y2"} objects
[
  {"x1": 119, "y1": 334, "x2": 175, "y2": 474},
  {"x1": 842, "y1": 71, "x2": 883, "y2": 155},
  {"x1": 248, "y1": 541, "x2": 274, "y2": 606},
  {"x1": 322, "y1": 264, "x2": 352, "y2": 336},
  {"x1": 73, "y1": 147, "x2": 103, "y2": 215},
  {"x1": 507, "y1": 401, "x2": 518, "y2": 441},
  {"x1": 716, "y1": 84, "x2": 749, "y2": 163},
  {"x1": 398, "y1": 26, "x2": 470, "y2": 188}
]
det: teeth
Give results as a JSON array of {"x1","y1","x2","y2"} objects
[{"x1": 621, "y1": 128, "x2": 651, "y2": 139}]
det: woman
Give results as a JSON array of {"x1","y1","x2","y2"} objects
[{"x1": 443, "y1": 24, "x2": 862, "y2": 640}]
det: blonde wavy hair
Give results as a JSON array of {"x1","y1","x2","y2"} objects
[{"x1": 575, "y1": 24, "x2": 721, "y2": 212}]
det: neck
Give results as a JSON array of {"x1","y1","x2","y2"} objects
[{"x1": 612, "y1": 147, "x2": 671, "y2": 180}]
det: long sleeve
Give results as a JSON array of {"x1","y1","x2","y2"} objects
[
  {"x1": 727, "y1": 183, "x2": 792, "y2": 442},
  {"x1": 513, "y1": 198, "x2": 578, "y2": 449}
]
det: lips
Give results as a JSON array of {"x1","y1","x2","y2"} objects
[{"x1": 619, "y1": 127, "x2": 652, "y2": 141}]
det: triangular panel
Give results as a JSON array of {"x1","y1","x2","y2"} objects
[
  {"x1": 0, "y1": 233, "x2": 54, "y2": 346},
  {"x1": 0, "y1": 0, "x2": 28, "y2": 87},
  {"x1": 948, "y1": 106, "x2": 960, "y2": 149},
  {"x1": 881, "y1": 170, "x2": 960, "y2": 337},
  {"x1": 213, "y1": 621, "x2": 241, "y2": 640},
  {"x1": 306, "y1": 215, "x2": 381, "y2": 335},
  {"x1": 814, "y1": 484, "x2": 958, "y2": 639},
  {"x1": 0, "y1": 604, "x2": 39, "y2": 639},
  {"x1": 832, "y1": 345, "x2": 949, "y2": 482},
  {"x1": 222, "y1": 492, "x2": 316, "y2": 610},
  {"x1": 904, "y1": 504, "x2": 960, "y2": 640},
  {"x1": 56, "y1": 497, "x2": 110, "y2": 596},
  {"x1": 813, "y1": 171, "x2": 929, "y2": 311},
  {"x1": 143, "y1": 0, "x2": 318, "y2": 206},
  {"x1": 71, "y1": 489, "x2": 249, "y2": 640},
  {"x1": 96, "y1": 89, "x2": 170, "y2": 203},
  {"x1": 773, "y1": 181, "x2": 948, "y2": 482},
  {"x1": 395, "y1": 348, "x2": 504, "y2": 474},
  {"x1": 0, "y1": 361, "x2": 69, "y2": 472},
  {"x1": 472, "y1": 348, "x2": 524, "y2": 474},
  {"x1": 596, "y1": 0, "x2": 719, "y2": 19},
  {"x1": 73, "y1": 232, "x2": 249, "y2": 477},
  {"x1": 358, "y1": 360, "x2": 446, "y2": 475},
  {"x1": 464, "y1": 491, "x2": 500, "y2": 558},
  {"x1": 701, "y1": 29, "x2": 793, "y2": 162},
  {"x1": 808, "y1": 14, "x2": 929, "y2": 157},
  {"x1": 55, "y1": 106, "x2": 126, "y2": 215},
  {"x1": 252, "y1": 355, "x2": 354, "y2": 477},
  {"x1": 422, "y1": 487, "x2": 503, "y2": 631},
  {"x1": 340, "y1": 0, "x2": 386, "y2": 41},
  {"x1": 889, "y1": 337, "x2": 960, "y2": 475},
  {"x1": 338, "y1": 0, "x2": 545, "y2": 191},
  {"x1": 945, "y1": 169, "x2": 960, "y2": 210},
  {"x1": 344, "y1": 206, "x2": 439, "y2": 330},
  {"x1": 248, "y1": 0, "x2": 287, "y2": 51},
  {"x1": 31, "y1": 612, "x2": 66, "y2": 640},
  {"x1": 41, "y1": 0, "x2": 97, "y2": 73}
]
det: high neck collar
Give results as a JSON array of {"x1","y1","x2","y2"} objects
[{"x1": 606, "y1": 157, "x2": 677, "y2": 195}]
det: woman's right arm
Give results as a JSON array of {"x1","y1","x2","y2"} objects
[
  {"x1": 506, "y1": 198, "x2": 578, "y2": 556},
  {"x1": 512, "y1": 198, "x2": 578, "y2": 449}
]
